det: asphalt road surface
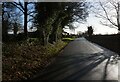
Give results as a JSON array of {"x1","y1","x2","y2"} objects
[
  {"x1": 0, "y1": 42, "x2": 1, "y2": 81},
  {"x1": 33, "y1": 37, "x2": 119, "y2": 81}
]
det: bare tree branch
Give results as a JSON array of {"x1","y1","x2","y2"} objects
[
  {"x1": 109, "y1": 1, "x2": 118, "y2": 12},
  {"x1": 18, "y1": 1, "x2": 25, "y2": 11},
  {"x1": 99, "y1": 1, "x2": 118, "y2": 27},
  {"x1": 27, "y1": 18, "x2": 34, "y2": 22},
  {"x1": 100, "y1": 21, "x2": 118, "y2": 29},
  {"x1": 11, "y1": 2, "x2": 24, "y2": 13},
  {"x1": 27, "y1": 11, "x2": 36, "y2": 15},
  {"x1": 91, "y1": 0, "x2": 120, "y2": 30}
]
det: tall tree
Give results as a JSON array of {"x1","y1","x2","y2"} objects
[
  {"x1": 2, "y1": 2, "x2": 15, "y2": 41},
  {"x1": 11, "y1": 2, "x2": 28, "y2": 37},
  {"x1": 2, "y1": 2, "x2": 23, "y2": 35},
  {"x1": 52, "y1": 2, "x2": 89, "y2": 42},
  {"x1": 50, "y1": 11, "x2": 68, "y2": 43},
  {"x1": 34, "y1": 2, "x2": 89, "y2": 45},
  {"x1": 34, "y1": 2, "x2": 62, "y2": 45},
  {"x1": 11, "y1": 1, "x2": 35, "y2": 37},
  {"x1": 2, "y1": 3, "x2": 7, "y2": 41}
]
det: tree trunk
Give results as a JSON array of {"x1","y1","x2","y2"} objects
[
  {"x1": 118, "y1": 2, "x2": 120, "y2": 31},
  {"x1": 13, "y1": 27, "x2": 17, "y2": 36},
  {"x1": 50, "y1": 26, "x2": 58, "y2": 43},
  {"x1": 43, "y1": 36, "x2": 49, "y2": 46},
  {"x1": 57, "y1": 26, "x2": 62, "y2": 40},
  {"x1": 50, "y1": 17, "x2": 61, "y2": 43},
  {"x1": 24, "y1": 2, "x2": 28, "y2": 37},
  {"x1": 13, "y1": 23, "x2": 18, "y2": 36},
  {"x1": 2, "y1": 21, "x2": 8, "y2": 42},
  {"x1": 118, "y1": 24, "x2": 120, "y2": 31},
  {"x1": 2, "y1": 3, "x2": 8, "y2": 41},
  {"x1": 43, "y1": 30, "x2": 49, "y2": 46}
]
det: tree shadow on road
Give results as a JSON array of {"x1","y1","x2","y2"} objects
[
  {"x1": 103, "y1": 54, "x2": 119, "y2": 81},
  {"x1": 32, "y1": 52, "x2": 119, "y2": 80}
]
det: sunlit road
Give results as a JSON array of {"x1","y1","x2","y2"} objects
[{"x1": 33, "y1": 37, "x2": 119, "y2": 80}]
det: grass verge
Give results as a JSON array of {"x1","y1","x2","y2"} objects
[
  {"x1": 2, "y1": 39, "x2": 68, "y2": 81},
  {"x1": 62, "y1": 37, "x2": 75, "y2": 43}
]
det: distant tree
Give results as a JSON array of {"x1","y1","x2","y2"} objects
[
  {"x1": 2, "y1": 2, "x2": 23, "y2": 36},
  {"x1": 2, "y1": 2, "x2": 15, "y2": 41},
  {"x1": 9, "y1": 9, "x2": 22, "y2": 36},
  {"x1": 77, "y1": 31, "x2": 83, "y2": 37},
  {"x1": 87, "y1": 26, "x2": 93, "y2": 36}
]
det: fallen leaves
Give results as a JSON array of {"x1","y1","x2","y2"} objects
[{"x1": 2, "y1": 40, "x2": 67, "y2": 81}]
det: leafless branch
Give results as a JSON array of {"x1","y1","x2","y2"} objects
[
  {"x1": 18, "y1": 2, "x2": 25, "y2": 11},
  {"x1": 100, "y1": 21, "x2": 118, "y2": 29},
  {"x1": 99, "y1": 1, "x2": 118, "y2": 27},
  {"x1": 27, "y1": 18, "x2": 34, "y2": 22},
  {"x1": 28, "y1": 11, "x2": 36, "y2": 15},
  {"x1": 109, "y1": 1, "x2": 118, "y2": 14},
  {"x1": 11, "y1": 2, "x2": 24, "y2": 13}
]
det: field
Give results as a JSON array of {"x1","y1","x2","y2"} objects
[{"x1": 85, "y1": 34, "x2": 120, "y2": 55}]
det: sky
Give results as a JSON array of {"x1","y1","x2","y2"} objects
[
  {"x1": 7, "y1": 0, "x2": 119, "y2": 35},
  {"x1": 71, "y1": 13, "x2": 118, "y2": 35},
  {"x1": 64, "y1": 0, "x2": 119, "y2": 35},
  {"x1": 64, "y1": 14, "x2": 118, "y2": 35}
]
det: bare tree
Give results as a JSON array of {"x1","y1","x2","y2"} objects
[
  {"x1": 91, "y1": 0, "x2": 120, "y2": 31},
  {"x1": 11, "y1": 1, "x2": 35, "y2": 37}
]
